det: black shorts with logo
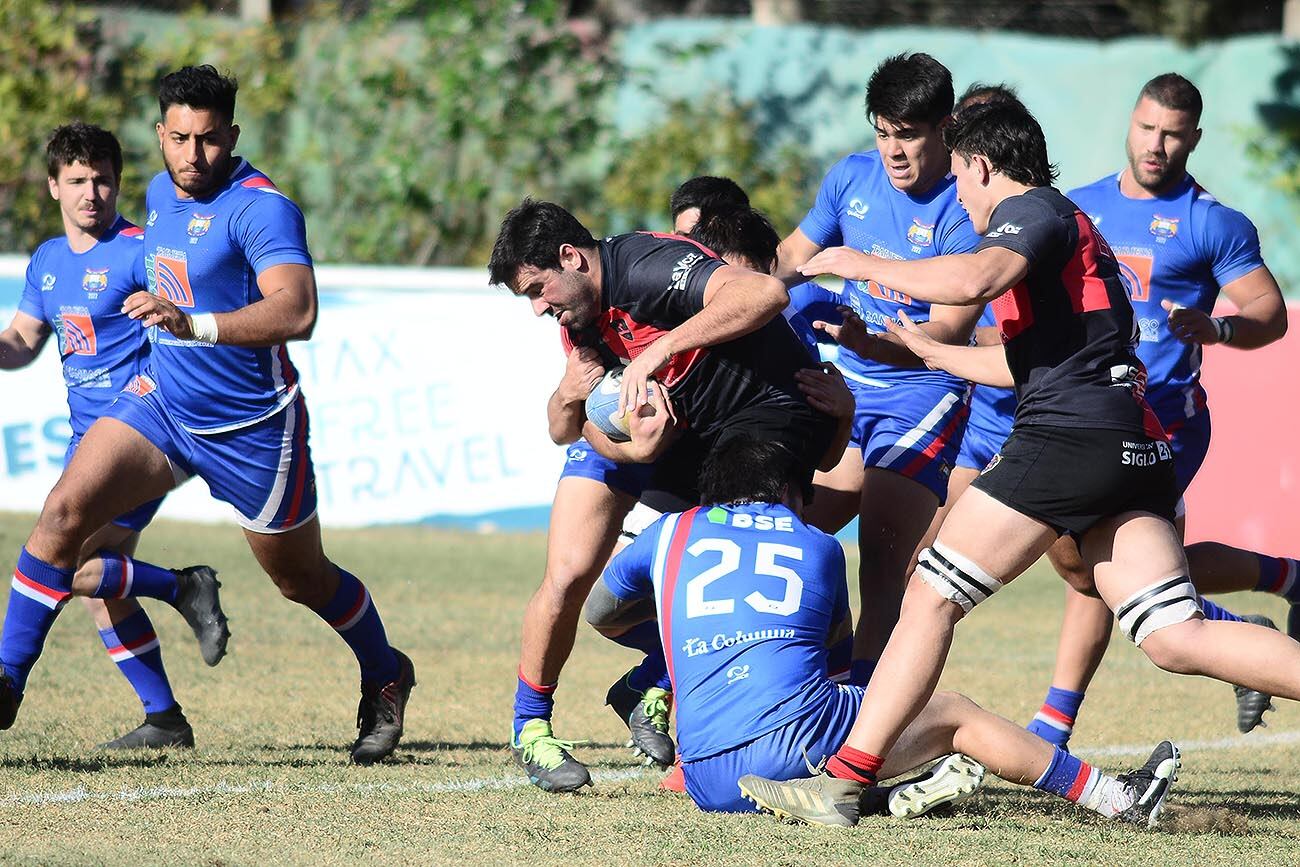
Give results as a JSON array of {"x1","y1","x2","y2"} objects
[
  {"x1": 971, "y1": 424, "x2": 1178, "y2": 537},
  {"x1": 640, "y1": 400, "x2": 837, "y2": 514}
]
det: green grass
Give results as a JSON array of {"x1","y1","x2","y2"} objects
[{"x1": 0, "y1": 511, "x2": 1297, "y2": 865}]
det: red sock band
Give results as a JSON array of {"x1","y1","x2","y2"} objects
[
  {"x1": 517, "y1": 667, "x2": 557, "y2": 694},
  {"x1": 826, "y1": 745, "x2": 883, "y2": 784}
]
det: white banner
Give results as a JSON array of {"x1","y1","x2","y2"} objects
[{"x1": 0, "y1": 260, "x2": 569, "y2": 528}]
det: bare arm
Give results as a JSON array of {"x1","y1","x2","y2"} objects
[
  {"x1": 122, "y1": 263, "x2": 318, "y2": 346},
  {"x1": 798, "y1": 245, "x2": 1030, "y2": 307},
  {"x1": 1163, "y1": 265, "x2": 1287, "y2": 350},
  {"x1": 547, "y1": 347, "x2": 605, "y2": 445},
  {"x1": 774, "y1": 227, "x2": 824, "y2": 289},
  {"x1": 619, "y1": 264, "x2": 790, "y2": 412},
  {"x1": 0, "y1": 311, "x2": 51, "y2": 370},
  {"x1": 884, "y1": 312, "x2": 1014, "y2": 387}
]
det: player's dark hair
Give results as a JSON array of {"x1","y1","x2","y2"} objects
[
  {"x1": 955, "y1": 82, "x2": 1023, "y2": 115},
  {"x1": 669, "y1": 176, "x2": 750, "y2": 219},
  {"x1": 159, "y1": 65, "x2": 238, "y2": 122},
  {"x1": 1138, "y1": 72, "x2": 1203, "y2": 123},
  {"x1": 944, "y1": 102, "x2": 1059, "y2": 188},
  {"x1": 700, "y1": 435, "x2": 810, "y2": 507},
  {"x1": 688, "y1": 207, "x2": 779, "y2": 274},
  {"x1": 488, "y1": 198, "x2": 598, "y2": 288},
  {"x1": 46, "y1": 122, "x2": 122, "y2": 181},
  {"x1": 866, "y1": 52, "x2": 953, "y2": 127}
]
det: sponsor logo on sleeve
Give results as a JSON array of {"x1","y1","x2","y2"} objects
[
  {"x1": 145, "y1": 210, "x2": 158, "y2": 227},
  {"x1": 987, "y1": 222, "x2": 1022, "y2": 238},
  {"x1": 847, "y1": 198, "x2": 870, "y2": 220},
  {"x1": 670, "y1": 252, "x2": 705, "y2": 291},
  {"x1": 40, "y1": 273, "x2": 56, "y2": 292}
]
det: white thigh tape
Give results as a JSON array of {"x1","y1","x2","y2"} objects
[
  {"x1": 1115, "y1": 576, "x2": 1200, "y2": 645},
  {"x1": 917, "y1": 542, "x2": 1003, "y2": 613}
]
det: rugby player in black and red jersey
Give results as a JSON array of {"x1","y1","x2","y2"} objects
[{"x1": 737, "y1": 101, "x2": 1300, "y2": 827}]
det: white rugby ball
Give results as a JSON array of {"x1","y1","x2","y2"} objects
[{"x1": 585, "y1": 366, "x2": 633, "y2": 442}]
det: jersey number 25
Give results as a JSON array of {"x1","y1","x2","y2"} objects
[{"x1": 685, "y1": 539, "x2": 804, "y2": 618}]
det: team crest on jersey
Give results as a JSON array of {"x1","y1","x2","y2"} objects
[
  {"x1": 57, "y1": 309, "x2": 97, "y2": 356},
  {"x1": 149, "y1": 252, "x2": 196, "y2": 308},
  {"x1": 847, "y1": 198, "x2": 870, "y2": 220},
  {"x1": 906, "y1": 219, "x2": 935, "y2": 248},
  {"x1": 81, "y1": 268, "x2": 109, "y2": 295},
  {"x1": 40, "y1": 273, "x2": 56, "y2": 292},
  {"x1": 187, "y1": 213, "x2": 215, "y2": 242},
  {"x1": 1149, "y1": 215, "x2": 1179, "y2": 239}
]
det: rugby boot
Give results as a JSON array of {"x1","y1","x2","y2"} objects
[
  {"x1": 1233, "y1": 614, "x2": 1278, "y2": 733},
  {"x1": 1114, "y1": 740, "x2": 1180, "y2": 828},
  {"x1": 511, "y1": 718, "x2": 592, "y2": 792},
  {"x1": 879, "y1": 753, "x2": 986, "y2": 819},
  {"x1": 350, "y1": 649, "x2": 415, "y2": 765},
  {"x1": 737, "y1": 772, "x2": 864, "y2": 827},
  {"x1": 171, "y1": 565, "x2": 230, "y2": 666},
  {"x1": 99, "y1": 706, "x2": 195, "y2": 749},
  {"x1": 606, "y1": 669, "x2": 675, "y2": 767},
  {"x1": 0, "y1": 672, "x2": 21, "y2": 731}
]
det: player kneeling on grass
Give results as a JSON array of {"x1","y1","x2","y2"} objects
[{"x1": 589, "y1": 435, "x2": 1002, "y2": 818}]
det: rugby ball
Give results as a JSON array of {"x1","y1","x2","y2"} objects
[{"x1": 585, "y1": 366, "x2": 634, "y2": 442}]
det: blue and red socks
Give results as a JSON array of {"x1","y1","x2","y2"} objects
[
  {"x1": 311, "y1": 568, "x2": 399, "y2": 685},
  {"x1": 1255, "y1": 555, "x2": 1300, "y2": 602},
  {"x1": 88, "y1": 551, "x2": 179, "y2": 603},
  {"x1": 826, "y1": 744, "x2": 883, "y2": 785},
  {"x1": 1026, "y1": 686, "x2": 1085, "y2": 747},
  {"x1": 98, "y1": 606, "x2": 177, "y2": 714},
  {"x1": 1, "y1": 548, "x2": 73, "y2": 692},
  {"x1": 513, "y1": 669, "x2": 557, "y2": 740},
  {"x1": 1034, "y1": 745, "x2": 1131, "y2": 817},
  {"x1": 1197, "y1": 596, "x2": 1244, "y2": 622}
]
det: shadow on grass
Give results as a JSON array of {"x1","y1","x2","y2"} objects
[{"x1": 0, "y1": 753, "x2": 170, "y2": 772}]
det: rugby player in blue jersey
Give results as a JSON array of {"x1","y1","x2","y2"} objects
[
  {"x1": 0, "y1": 123, "x2": 228, "y2": 749},
  {"x1": 591, "y1": 434, "x2": 1177, "y2": 824},
  {"x1": 0, "y1": 67, "x2": 413, "y2": 764},
  {"x1": 1023, "y1": 73, "x2": 1293, "y2": 745},
  {"x1": 774, "y1": 53, "x2": 982, "y2": 686},
  {"x1": 740, "y1": 99, "x2": 1300, "y2": 828}
]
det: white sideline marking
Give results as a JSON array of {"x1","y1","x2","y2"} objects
[
  {"x1": 0, "y1": 766, "x2": 656, "y2": 806},
  {"x1": 5, "y1": 730, "x2": 1300, "y2": 807},
  {"x1": 1075, "y1": 728, "x2": 1300, "y2": 759}
]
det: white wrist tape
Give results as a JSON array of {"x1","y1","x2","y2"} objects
[
  {"x1": 1211, "y1": 316, "x2": 1234, "y2": 345},
  {"x1": 190, "y1": 313, "x2": 219, "y2": 345}
]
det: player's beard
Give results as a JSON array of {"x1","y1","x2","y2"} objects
[
  {"x1": 557, "y1": 271, "x2": 599, "y2": 331},
  {"x1": 167, "y1": 149, "x2": 236, "y2": 199},
  {"x1": 1127, "y1": 148, "x2": 1182, "y2": 194}
]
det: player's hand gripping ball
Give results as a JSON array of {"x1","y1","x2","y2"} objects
[{"x1": 585, "y1": 366, "x2": 656, "y2": 443}]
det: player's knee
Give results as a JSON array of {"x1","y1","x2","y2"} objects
[
  {"x1": 269, "y1": 567, "x2": 333, "y2": 607},
  {"x1": 1115, "y1": 575, "x2": 1202, "y2": 669},
  {"x1": 930, "y1": 689, "x2": 979, "y2": 721},
  {"x1": 913, "y1": 543, "x2": 1003, "y2": 619},
  {"x1": 542, "y1": 556, "x2": 603, "y2": 609},
  {"x1": 70, "y1": 557, "x2": 106, "y2": 595},
  {"x1": 34, "y1": 489, "x2": 92, "y2": 551}
]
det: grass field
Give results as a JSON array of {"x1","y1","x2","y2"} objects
[{"x1": 0, "y1": 511, "x2": 1297, "y2": 865}]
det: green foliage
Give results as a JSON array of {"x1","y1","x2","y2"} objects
[
  {"x1": 0, "y1": 0, "x2": 139, "y2": 251},
  {"x1": 1114, "y1": 0, "x2": 1241, "y2": 45},
  {"x1": 602, "y1": 96, "x2": 821, "y2": 235},
  {"x1": 0, "y1": 3, "x2": 814, "y2": 264}
]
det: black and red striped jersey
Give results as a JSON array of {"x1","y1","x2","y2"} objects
[
  {"x1": 564, "y1": 231, "x2": 820, "y2": 442},
  {"x1": 977, "y1": 188, "x2": 1164, "y2": 438}
]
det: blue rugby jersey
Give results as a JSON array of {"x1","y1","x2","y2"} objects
[
  {"x1": 142, "y1": 158, "x2": 313, "y2": 433},
  {"x1": 602, "y1": 502, "x2": 849, "y2": 762},
  {"x1": 798, "y1": 151, "x2": 980, "y2": 389},
  {"x1": 968, "y1": 304, "x2": 1016, "y2": 433},
  {"x1": 20, "y1": 216, "x2": 149, "y2": 437},
  {"x1": 1068, "y1": 172, "x2": 1264, "y2": 426}
]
